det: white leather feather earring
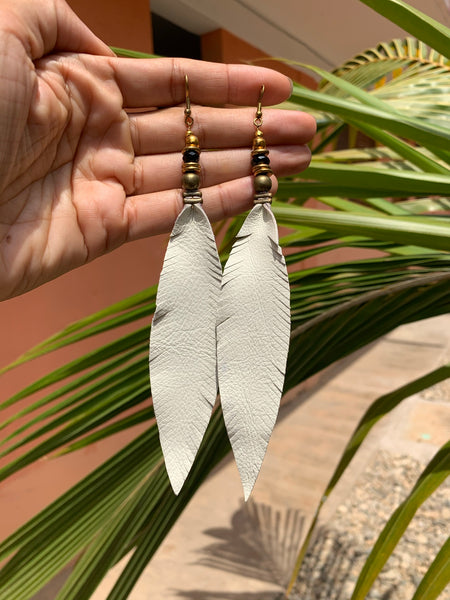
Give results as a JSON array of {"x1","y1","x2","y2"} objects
[
  {"x1": 149, "y1": 76, "x2": 222, "y2": 495},
  {"x1": 217, "y1": 86, "x2": 291, "y2": 500}
]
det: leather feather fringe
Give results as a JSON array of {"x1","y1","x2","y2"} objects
[
  {"x1": 149, "y1": 204, "x2": 222, "y2": 494},
  {"x1": 217, "y1": 203, "x2": 291, "y2": 500}
]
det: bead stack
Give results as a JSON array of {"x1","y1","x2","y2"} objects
[
  {"x1": 182, "y1": 131, "x2": 202, "y2": 204},
  {"x1": 251, "y1": 128, "x2": 272, "y2": 204}
]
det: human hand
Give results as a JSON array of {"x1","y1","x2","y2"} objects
[{"x1": 0, "y1": 0, "x2": 316, "y2": 300}]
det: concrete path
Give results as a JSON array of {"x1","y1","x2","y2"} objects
[{"x1": 89, "y1": 314, "x2": 450, "y2": 600}]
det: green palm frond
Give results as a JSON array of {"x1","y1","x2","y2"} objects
[
  {"x1": 0, "y1": 269, "x2": 448, "y2": 599},
  {"x1": 359, "y1": 0, "x2": 450, "y2": 60},
  {"x1": 321, "y1": 39, "x2": 450, "y2": 126}
]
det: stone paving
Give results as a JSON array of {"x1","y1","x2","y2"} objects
[{"x1": 292, "y1": 451, "x2": 449, "y2": 600}]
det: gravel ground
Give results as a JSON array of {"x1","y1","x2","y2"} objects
[
  {"x1": 420, "y1": 378, "x2": 450, "y2": 403},
  {"x1": 292, "y1": 451, "x2": 450, "y2": 600}
]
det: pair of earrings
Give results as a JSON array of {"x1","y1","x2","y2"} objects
[{"x1": 149, "y1": 76, "x2": 290, "y2": 500}]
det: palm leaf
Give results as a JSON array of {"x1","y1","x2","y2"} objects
[
  {"x1": 0, "y1": 269, "x2": 448, "y2": 599},
  {"x1": 411, "y1": 537, "x2": 450, "y2": 600},
  {"x1": 304, "y1": 60, "x2": 450, "y2": 174},
  {"x1": 0, "y1": 429, "x2": 160, "y2": 597},
  {"x1": 321, "y1": 39, "x2": 450, "y2": 126},
  {"x1": 0, "y1": 287, "x2": 157, "y2": 374},
  {"x1": 291, "y1": 83, "x2": 450, "y2": 151},
  {"x1": 358, "y1": 0, "x2": 450, "y2": 60},
  {"x1": 273, "y1": 203, "x2": 450, "y2": 250},
  {"x1": 286, "y1": 363, "x2": 450, "y2": 595},
  {"x1": 351, "y1": 441, "x2": 450, "y2": 600},
  {"x1": 285, "y1": 35, "x2": 450, "y2": 172}
]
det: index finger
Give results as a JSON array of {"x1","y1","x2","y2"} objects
[{"x1": 108, "y1": 56, "x2": 293, "y2": 108}]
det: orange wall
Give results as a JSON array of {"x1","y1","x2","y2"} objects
[
  {"x1": 202, "y1": 28, "x2": 317, "y2": 89},
  {"x1": 0, "y1": 1, "x2": 157, "y2": 541},
  {"x1": 67, "y1": 0, "x2": 153, "y2": 53}
]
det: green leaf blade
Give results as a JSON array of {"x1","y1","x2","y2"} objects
[
  {"x1": 351, "y1": 441, "x2": 450, "y2": 600},
  {"x1": 358, "y1": 0, "x2": 450, "y2": 59},
  {"x1": 411, "y1": 537, "x2": 450, "y2": 600}
]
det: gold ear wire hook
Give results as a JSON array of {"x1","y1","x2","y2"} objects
[
  {"x1": 254, "y1": 84, "x2": 265, "y2": 129},
  {"x1": 185, "y1": 74, "x2": 193, "y2": 130},
  {"x1": 256, "y1": 84, "x2": 264, "y2": 118},
  {"x1": 185, "y1": 75, "x2": 191, "y2": 115}
]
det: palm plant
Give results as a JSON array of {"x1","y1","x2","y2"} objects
[{"x1": 0, "y1": 0, "x2": 449, "y2": 598}]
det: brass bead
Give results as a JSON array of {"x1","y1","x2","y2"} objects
[
  {"x1": 183, "y1": 191, "x2": 203, "y2": 204},
  {"x1": 252, "y1": 136, "x2": 267, "y2": 152},
  {"x1": 182, "y1": 162, "x2": 201, "y2": 173},
  {"x1": 254, "y1": 192, "x2": 272, "y2": 204},
  {"x1": 185, "y1": 133, "x2": 199, "y2": 148},
  {"x1": 182, "y1": 172, "x2": 200, "y2": 190},
  {"x1": 251, "y1": 164, "x2": 272, "y2": 176},
  {"x1": 254, "y1": 173, "x2": 272, "y2": 193}
]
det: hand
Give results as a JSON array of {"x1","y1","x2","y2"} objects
[{"x1": 0, "y1": 0, "x2": 316, "y2": 300}]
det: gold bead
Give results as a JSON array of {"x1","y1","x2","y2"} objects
[
  {"x1": 254, "y1": 173, "x2": 272, "y2": 193},
  {"x1": 252, "y1": 136, "x2": 267, "y2": 151},
  {"x1": 251, "y1": 164, "x2": 272, "y2": 176},
  {"x1": 182, "y1": 172, "x2": 200, "y2": 190},
  {"x1": 185, "y1": 133, "x2": 199, "y2": 148},
  {"x1": 182, "y1": 162, "x2": 201, "y2": 173}
]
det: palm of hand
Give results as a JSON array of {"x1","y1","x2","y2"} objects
[
  {"x1": 0, "y1": 43, "x2": 134, "y2": 299},
  {"x1": 0, "y1": 2, "x2": 314, "y2": 301}
]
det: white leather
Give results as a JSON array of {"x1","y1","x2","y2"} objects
[
  {"x1": 149, "y1": 204, "x2": 222, "y2": 494},
  {"x1": 217, "y1": 203, "x2": 291, "y2": 500}
]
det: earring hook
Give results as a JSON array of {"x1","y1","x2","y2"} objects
[
  {"x1": 254, "y1": 84, "x2": 265, "y2": 129},
  {"x1": 184, "y1": 74, "x2": 193, "y2": 130},
  {"x1": 185, "y1": 75, "x2": 191, "y2": 115},
  {"x1": 256, "y1": 84, "x2": 264, "y2": 118}
]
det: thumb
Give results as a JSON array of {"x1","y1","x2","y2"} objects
[{"x1": 0, "y1": 0, "x2": 114, "y2": 60}]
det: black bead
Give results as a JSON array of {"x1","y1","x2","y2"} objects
[
  {"x1": 183, "y1": 149, "x2": 200, "y2": 163},
  {"x1": 251, "y1": 153, "x2": 270, "y2": 166}
]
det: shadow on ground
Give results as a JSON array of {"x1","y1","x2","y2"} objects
[
  {"x1": 176, "y1": 593, "x2": 286, "y2": 600},
  {"x1": 197, "y1": 500, "x2": 304, "y2": 587},
  {"x1": 175, "y1": 501, "x2": 299, "y2": 599},
  {"x1": 176, "y1": 501, "x2": 399, "y2": 600}
]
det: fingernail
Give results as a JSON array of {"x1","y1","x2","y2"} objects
[{"x1": 288, "y1": 77, "x2": 294, "y2": 95}]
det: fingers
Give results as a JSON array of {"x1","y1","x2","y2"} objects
[
  {"x1": 125, "y1": 176, "x2": 263, "y2": 241},
  {"x1": 125, "y1": 140, "x2": 310, "y2": 241},
  {"x1": 133, "y1": 145, "x2": 311, "y2": 195},
  {"x1": 53, "y1": 0, "x2": 114, "y2": 57},
  {"x1": 3, "y1": 0, "x2": 114, "y2": 60},
  {"x1": 119, "y1": 59, "x2": 314, "y2": 243},
  {"x1": 110, "y1": 57, "x2": 293, "y2": 109},
  {"x1": 129, "y1": 106, "x2": 317, "y2": 155}
]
